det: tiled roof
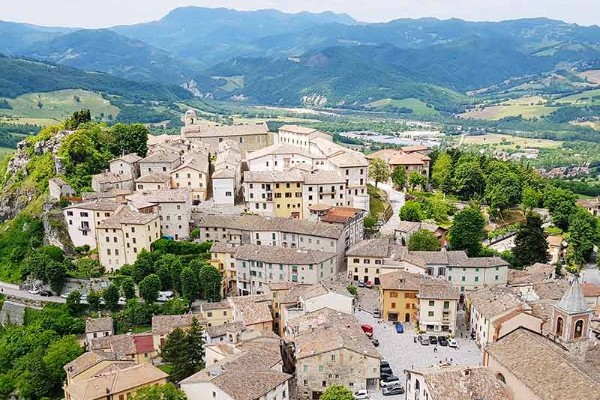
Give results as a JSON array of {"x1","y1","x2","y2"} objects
[
  {"x1": 301, "y1": 169, "x2": 344, "y2": 184},
  {"x1": 128, "y1": 188, "x2": 190, "y2": 204},
  {"x1": 532, "y1": 280, "x2": 571, "y2": 300},
  {"x1": 64, "y1": 351, "x2": 133, "y2": 379},
  {"x1": 410, "y1": 366, "x2": 510, "y2": 400},
  {"x1": 319, "y1": 207, "x2": 363, "y2": 224},
  {"x1": 171, "y1": 154, "x2": 209, "y2": 174},
  {"x1": 486, "y1": 328, "x2": 600, "y2": 400},
  {"x1": 91, "y1": 334, "x2": 136, "y2": 356},
  {"x1": 228, "y1": 295, "x2": 273, "y2": 327},
  {"x1": 289, "y1": 308, "x2": 380, "y2": 360},
  {"x1": 196, "y1": 213, "x2": 344, "y2": 239},
  {"x1": 418, "y1": 278, "x2": 460, "y2": 300},
  {"x1": 379, "y1": 270, "x2": 422, "y2": 291},
  {"x1": 244, "y1": 169, "x2": 304, "y2": 183},
  {"x1": 110, "y1": 153, "x2": 142, "y2": 164},
  {"x1": 346, "y1": 239, "x2": 396, "y2": 258},
  {"x1": 206, "y1": 321, "x2": 246, "y2": 338},
  {"x1": 246, "y1": 143, "x2": 312, "y2": 160},
  {"x1": 279, "y1": 125, "x2": 320, "y2": 135},
  {"x1": 134, "y1": 334, "x2": 155, "y2": 353},
  {"x1": 134, "y1": 171, "x2": 171, "y2": 183},
  {"x1": 65, "y1": 199, "x2": 120, "y2": 211},
  {"x1": 234, "y1": 244, "x2": 336, "y2": 265},
  {"x1": 152, "y1": 313, "x2": 206, "y2": 336},
  {"x1": 401, "y1": 145, "x2": 429, "y2": 153},
  {"x1": 93, "y1": 172, "x2": 132, "y2": 184},
  {"x1": 65, "y1": 363, "x2": 167, "y2": 400},
  {"x1": 366, "y1": 149, "x2": 429, "y2": 166},
  {"x1": 396, "y1": 221, "x2": 442, "y2": 234},
  {"x1": 96, "y1": 205, "x2": 158, "y2": 229},
  {"x1": 86, "y1": 317, "x2": 113, "y2": 333},
  {"x1": 508, "y1": 263, "x2": 554, "y2": 285},
  {"x1": 582, "y1": 282, "x2": 600, "y2": 297},
  {"x1": 184, "y1": 123, "x2": 270, "y2": 138},
  {"x1": 201, "y1": 300, "x2": 231, "y2": 311},
  {"x1": 140, "y1": 149, "x2": 181, "y2": 163},
  {"x1": 212, "y1": 168, "x2": 236, "y2": 179},
  {"x1": 467, "y1": 286, "x2": 521, "y2": 319}
]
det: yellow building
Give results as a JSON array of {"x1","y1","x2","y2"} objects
[
  {"x1": 244, "y1": 170, "x2": 304, "y2": 219},
  {"x1": 64, "y1": 362, "x2": 167, "y2": 400},
  {"x1": 379, "y1": 270, "x2": 421, "y2": 323},
  {"x1": 209, "y1": 242, "x2": 238, "y2": 295},
  {"x1": 200, "y1": 300, "x2": 233, "y2": 327},
  {"x1": 273, "y1": 179, "x2": 304, "y2": 219}
]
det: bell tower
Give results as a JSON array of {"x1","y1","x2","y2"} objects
[{"x1": 551, "y1": 277, "x2": 592, "y2": 343}]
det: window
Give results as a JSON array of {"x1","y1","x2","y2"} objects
[
  {"x1": 319, "y1": 365, "x2": 324, "y2": 372},
  {"x1": 429, "y1": 300, "x2": 435, "y2": 307},
  {"x1": 495, "y1": 275, "x2": 499, "y2": 281},
  {"x1": 475, "y1": 276, "x2": 479, "y2": 282},
  {"x1": 391, "y1": 302, "x2": 396, "y2": 308},
  {"x1": 428, "y1": 311, "x2": 434, "y2": 317},
  {"x1": 390, "y1": 292, "x2": 398, "y2": 298},
  {"x1": 353, "y1": 258, "x2": 360, "y2": 263},
  {"x1": 364, "y1": 259, "x2": 370, "y2": 264},
  {"x1": 225, "y1": 192, "x2": 232, "y2": 197},
  {"x1": 331, "y1": 354, "x2": 336, "y2": 361},
  {"x1": 461, "y1": 276, "x2": 466, "y2": 282},
  {"x1": 443, "y1": 301, "x2": 450, "y2": 309},
  {"x1": 574, "y1": 319, "x2": 584, "y2": 339},
  {"x1": 303, "y1": 365, "x2": 308, "y2": 372},
  {"x1": 66, "y1": 211, "x2": 73, "y2": 216}
]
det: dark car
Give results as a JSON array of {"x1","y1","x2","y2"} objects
[
  {"x1": 380, "y1": 365, "x2": 393, "y2": 375},
  {"x1": 371, "y1": 338, "x2": 380, "y2": 347},
  {"x1": 438, "y1": 336, "x2": 449, "y2": 346},
  {"x1": 380, "y1": 360, "x2": 390, "y2": 368},
  {"x1": 40, "y1": 290, "x2": 53, "y2": 297},
  {"x1": 382, "y1": 386, "x2": 405, "y2": 396},
  {"x1": 429, "y1": 335, "x2": 438, "y2": 345},
  {"x1": 380, "y1": 369, "x2": 393, "y2": 379}
]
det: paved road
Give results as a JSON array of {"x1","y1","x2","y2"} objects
[
  {"x1": 488, "y1": 234, "x2": 516, "y2": 253},
  {"x1": 376, "y1": 182, "x2": 405, "y2": 237},
  {"x1": 0, "y1": 281, "x2": 65, "y2": 304},
  {"x1": 581, "y1": 263, "x2": 600, "y2": 286}
]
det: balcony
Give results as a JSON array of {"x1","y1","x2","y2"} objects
[
  {"x1": 442, "y1": 317, "x2": 451, "y2": 324},
  {"x1": 79, "y1": 225, "x2": 91, "y2": 232}
]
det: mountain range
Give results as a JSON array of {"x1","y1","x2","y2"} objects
[{"x1": 2, "y1": 7, "x2": 600, "y2": 110}]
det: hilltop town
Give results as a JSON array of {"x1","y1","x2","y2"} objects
[{"x1": 0, "y1": 107, "x2": 596, "y2": 400}]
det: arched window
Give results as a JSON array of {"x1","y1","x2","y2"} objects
[
  {"x1": 415, "y1": 379, "x2": 420, "y2": 391},
  {"x1": 556, "y1": 316, "x2": 564, "y2": 337},
  {"x1": 496, "y1": 373, "x2": 506, "y2": 384},
  {"x1": 574, "y1": 319, "x2": 584, "y2": 339}
]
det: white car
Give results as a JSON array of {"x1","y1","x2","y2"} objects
[
  {"x1": 28, "y1": 288, "x2": 40, "y2": 295},
  {"x1": 60, "y1": 292, "x2": 70, "y2": 299},
  {"x1": 448, "y1": 338, "x2": 458, "y2": 348},
  {"x1": 380, "y1": 376, "x2": 401, "y2": 388},
  {"x1": 353, "y1": 390, "x2": 369, "y2": 400},
  {"x1": 118, "y1": 297, "x2": 127, "y2": 306}
]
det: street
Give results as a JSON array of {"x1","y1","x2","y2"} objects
[
  {"x1": 0, "y1": 281, "x2": 65, "y2": 304},
  {"x1": 376, "y1": 182, "x2": 405, "y2": 237}
]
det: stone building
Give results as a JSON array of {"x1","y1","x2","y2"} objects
[{"x1": 64, "y1": 199, "x2": 121, "y2": 249}]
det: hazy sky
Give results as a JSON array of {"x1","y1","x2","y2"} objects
[{"x1": 1, "y1": 0, "x2": 598, "y2": 28}]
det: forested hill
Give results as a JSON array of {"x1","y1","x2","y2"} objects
[{"x1": 0, "y1": 55, "x2": 193, "y2": 102}]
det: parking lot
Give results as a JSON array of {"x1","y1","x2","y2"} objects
[{"x1": 354, "y1": 310, "x2": 483, "y2": 399}]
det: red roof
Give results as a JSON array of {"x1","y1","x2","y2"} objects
[
  {"x1": 320, "y1": 207, "x2": 362, "y2": 224},
  {"x1": 134, "y1": 334, "x2": 155, "y2": 353}
]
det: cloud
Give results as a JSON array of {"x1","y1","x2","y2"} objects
[{"x1": 0, "y1": 0, "x2": 598, "y2": 28}]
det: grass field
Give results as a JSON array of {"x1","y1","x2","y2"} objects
[
  {"x1": 462, "y1": 133, "x2": 562, "y2": 149},
  {"x1": 556, "y1": 88, "x2": 600, "y2": 105},
  {"x1": 212, "y1": 75, "x2": 245, "y2": 92},
  {"x1": 460, "y1": 96, "x2": 556, "y2": 120},
  {"x1": 365, "y1": 97, "x2": 439, "y2": 116},
  {"x1": 0, "y1": 89, "x2": 119, "y2": 122},
  {"x1": 0, "y1": 147, "x2": 15, "y2": 159}
]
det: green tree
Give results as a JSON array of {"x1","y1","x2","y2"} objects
[
  {"x1": 132, "y1": 249, "x2": 159, "y2": 283},
  {"x1": 180, "y1": 267, "x2": 199, "y2": 302},
  {"x1": 87, "y1": 289, "x2": 101, "y2": 311},
  {"x1": 567, "y1": 209, "x2": 599, "y2": 267},
  {"x1": 399, "y1": 200, "x2": 424, "y2": 222},
  {"x1": 121, "y1": 277, "x2": 137, "y2": 299},
  {"x1": 156, "y1": 254, "x2": 181, "y2": 291},
  {"x1": 110, "y1": 123, "x2": 149, "y2": 157},
  {"x1": 139, "y1": 274, "x2": 161, "y2": 304},
  {"x1": 103, "y1": 284, "x2": 120, "y2": 311},
  {"x1": 42, "y1": 335, "x2": 83, "y2": 383},
  {"x1": 431, "y1": 152, "x2": 452, "y2": 189},
  {"x1": 363, "y1": 214, "x2": 378, "y2": 230},
  {"x1": 190, "y1": 228, "x2": 201, "y2": 239},
  {"x1": 452, "y1": 160, "x2": 485, "y2": 200},
  {"x1": 45, "y1": 261, "x2": 67, "y2": 294},
  {"x1": 129, "y1": 383, "x2": 187, "y2": 400},
  {"x1": 160, "y1": 328, "x2": 192, "y2": 382},
  {"x1": 198, "y1": 265, "x2": 222, "y2": 302},
  {"x1": 64, "y1": 109, "x2": 91, "y2": 130},
  {"x1": 187, "y1": 317, "x2": 205, "y2": 372},
  {"x1": 448, "y1": 206, "x2": 485, "y2": 256},
  {"x1": 40, "y1": 245, "x2": 65, "y2": 263},
  {"x1": 512, "y1": 214, "x2": 550, "y2": 269},
  {"x1": 368, "y1": 158, "x2": 390, "y2": 187},
  {"x1": 544, "y1": 187, "x2": 577, "y2": 231},
  {"x1": 391, "y1": 167, "x2": 406, "y2": 189},
  {"x1": 320, "y1": 385, "x2": 354, "y2": 400},
  {"x1": 161, "y1": 298, "x2": 190, "y2": 315},
  {"x1": 66, "y1": 290, "x2": 82, "y2": 314},
  {"x1": 522, "y1": 186, "x2": 542, "y2": 211},
  {"x1": 408, "y1": 230, "x2": 441, "y2": 251},
  {"x1": 408, "y1": 171, "x2": 426, "y2": 191}
]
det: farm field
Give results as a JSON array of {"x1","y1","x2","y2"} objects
[
  {"x1": 0, "y1": 89, "x2": 119, "y2": 122},
  {"x1": 555, "y1": 88, "x2": 600, "y2": 105},
  {"x1": 461, "y1": 133, "x2": 563, "y2": 149},
  {"x1": 365, "y1": 97, "x2": 439, "y2": 116},
  {"x1": 577, "y1": 70, "x2": 600, "y2": 84},
  {"x1": 460, "y1": 95, "x2": 556, "y2": 120}
]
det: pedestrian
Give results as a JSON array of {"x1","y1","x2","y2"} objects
[
  {"x1": 434, "y1": 346, "x2": 438, "y2": 353},
  {"x1": 450, "y1": 358, "x2": 453, "y2": 363},
  {"x1": 460, "y1": 332, "x2": 463, "y2": 338}
]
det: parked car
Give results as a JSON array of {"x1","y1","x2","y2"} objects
[
  {"x1": 365, "y1": 280, "x2": 373, "y2": 289},
  {"x1": 380, "y1": 360, "x2": 390, "y2": 368},
  {"x1": 361, "y1": 324, "x2": 374, "y2": 338},
  {"x1": 438, "y1": 336, "x2": 449, "y2": 346},
  {"x1": 380, "y1": 376, "x2": 401, "y2": 388},
  {"x1": 353, "y1": 390, "x2": 370, "y2": 400},
  {"x1": 383, "y1": 385, "x2": 405, "y2": 396},
  {"x1": 40, "y1": 290, "x2": 52, "y2": 297},
  {"x1": 418, "y1": 335, "x2": 430, "y2": 346},
  {"x1": 380, "y1": 369, "x2": 393, "y2": 379},
  {"x1": 429, "y1": 335, "x2": 438, "y2": 345},
  {"x1": 28, "y1": 288, "x2": 40, "y2": 295},
  {"x1": 118, "y1": 297, "x2": 127, "y2": 306},
  {"x1": 448, "y1": 338, "x2": 458, "y2": 348},
  {"x1": 380, "y1": 365, "x2": 393, "y2": 375},
  {"x1": 394, "y1": 322, "x2": 404, "y2": 333},
  {"x1": 357, "y1": 280, "x2": 366, "y2": 288},
  {"x1": 60, "y1": 292, "x2": 70, "y2": 299},
  {"x1": 373, "y1": 308, "x2": 381, "y2": 318},
  {"x1": 371, "y1": 338, "x2": 379, "y2": 347}
]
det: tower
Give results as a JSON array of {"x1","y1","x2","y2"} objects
[
  {"x1": 184, "y1": 109, "x2": 197, "y2": 126},
  {"x1": 551, "y1": 277, "x2": 592, "y2": 343}
]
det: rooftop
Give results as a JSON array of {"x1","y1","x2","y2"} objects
[
  {"x1": 555, "y1": 278, "x2": 590, "y2": 314},
  {"x1": 86, "y1": 317, "x2": 113, "y2": 333},
  {"x1": 184, "y1": 122, "x2": 270, "y2": 138},
  {"x1": 96, "y1": 205, "x2": 158, "y2": 229},
  {"x1": 152, "y1": 313, "x2": 205, "y2": 336},
  {"x1": 467, "y1": 286, "x2": 522, "y2": 319},
  {"x1": 486, "y1": 328, "x2": 600, "y2": 400},
  {"x1": 206, "y1": 321, "x2": 246, "y2": 338},
  {"x1": 246, "y1": 143, "x2": 312, "y2": 160},
  {"x1": 279, "y1": 125, "x2": 321, "y2": 135},
  {"x1": 92, "y1": 172, "x2": 132, "y2": 184},
  {"x1": 234, "y1": 244, "x2": 336, "y2": 265},
  {"x1": 409, "y1": 365, "x2": 510, "y2": 400},
  {"x1": 244, "y1": 169, "x2": 304, "y2": 183},
  {"x1": 65, "y1": 199, "x2": 120, "y2": 212},
  {"x1": 172, "y1": 154, "x2": 209, "y2": 174},
  {"x1": 64, "y1": 351, "x2": 133, "y2": 379},
  {"x1": 110, "y1": 153, "x2": 142, "y2": 164},
  {"x1": 127, "y1": 188, "x2": 191, "y2": 204},
  {"x1": 379, "y1": 270, "x2": 422, "y2": 291},
  {"x1": 134, "y1": 171, "x2": 171, "y2": 183},
  {"x1": 139, "y1": 149, "x2": 181, "y2": 163},
  {"x1": 64, "y1": 363, "x2": 167, "y2": 400},
  {"x1": 228, "y1": 294, "x2": 273, "y2": 327},
  {"x1": 196, "y1": 213, "x2": 344, "y2": 239},
  {"x1": 91, "y1": 334, "x2": 137, "y2": 356},
  {"x1": 301, "y1": 169, "x2": 344, "y2": 184},
  {"x1": 508, "y1": 263, "x2": 555, "y2": 285},
  {"x1": 418, "y1": 278, "x2": 460, "y2": 300},
  {"x1": 581, "y1": 282, "x2": 600, "y2": 298}
]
